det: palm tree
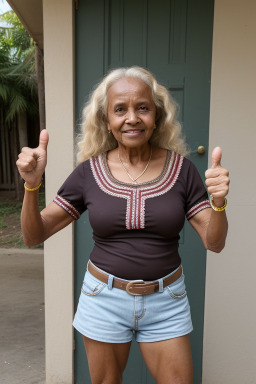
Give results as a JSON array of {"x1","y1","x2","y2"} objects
[
  {"x1": 0, "y1": 10, "x2": 39, "y2": 199},
  {"x1": 0, "y1": 51, "x2": 38, "y2": 122}
]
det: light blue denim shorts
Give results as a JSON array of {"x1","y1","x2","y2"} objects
[{"x1": 73, "y1": 262, "x2": 193, "y2": 343}]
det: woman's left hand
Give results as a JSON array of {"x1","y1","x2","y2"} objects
[{"x1": 205, "y1": 147, "x2": 230, "y2": 207}]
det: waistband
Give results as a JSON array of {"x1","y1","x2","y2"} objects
[{"x1": 87, "y1": 261, "x2": 182, "y2": 296}]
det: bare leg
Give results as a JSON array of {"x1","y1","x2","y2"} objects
[
  {"x1": 139, "y1": 334, "x2": 193, "y2": 384},
  {"x1": 83, "y1": 336, "x2": 131, "y2": 384}
]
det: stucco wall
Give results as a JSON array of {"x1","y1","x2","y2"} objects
[
  {"x1": 203, "y1": 0, "x2": 256, "y2": 382},
  {"x1": 43, "y1": 0, "x2": 74, "y2": 383}
]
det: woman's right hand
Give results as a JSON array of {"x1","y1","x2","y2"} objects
[{"x1": 16, "y1": 129, "x2": 49, "y2": 188}]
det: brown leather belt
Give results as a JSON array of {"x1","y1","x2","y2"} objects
[{"x1": 88, "y1": 261, "x2": 182, "y2": 296}]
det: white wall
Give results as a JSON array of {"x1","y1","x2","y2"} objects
[
  {"x1": 43, "y1": 0, "x2": 74, "y2": 383},
  {"x1": 203, "y1": 0, "x2": 256, "y2": 382}
]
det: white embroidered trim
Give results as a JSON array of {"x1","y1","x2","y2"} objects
[
  {"x1": 90, "y1": 152, "x2": 183, "y2": 230},
  {"x1": 186, "y1": 199, "x2": 211, "y2": 221},
  {"x1": 53, "y1": 195, "x2": 80, "y2": 220}
]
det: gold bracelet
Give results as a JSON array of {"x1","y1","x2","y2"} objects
[
  {"x1": 24, "y1": 180, "x2": 42, "y2": 192},
  {"x1": 210, "y1": 195, "x2": 227, "y2": 212}
]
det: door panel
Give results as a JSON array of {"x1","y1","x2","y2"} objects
[{"x1": 75, "y1": 1, "x2": 214, "y2": 383}]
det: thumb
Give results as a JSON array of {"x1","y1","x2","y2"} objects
[
  {"x1": 38, "y1": 129, "x2": 49, "y2": 151},
  {"x1": 211, "y1": 146, "x2": 222, "y2": 168}
]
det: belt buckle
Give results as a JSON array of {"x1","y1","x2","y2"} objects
[{"x1": 126, "y1": 280, "x2": 144, "y2": 296}]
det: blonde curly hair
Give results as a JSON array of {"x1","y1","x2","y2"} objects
[{"x1": 76, "y1": 66, "x2": 188, "y2": 163}]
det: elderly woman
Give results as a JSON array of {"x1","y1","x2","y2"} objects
[{"x1": 17, "y1": 67, "x2": 229, "y2": 384}]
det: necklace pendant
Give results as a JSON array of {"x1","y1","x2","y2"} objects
[{"x1": 118, "y1": 146, "x2": 153, "y2": 184}]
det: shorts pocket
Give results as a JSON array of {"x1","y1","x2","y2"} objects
[
  {"x1": 166, "y1": 275, "x2": 187, "y2": 299},
  {"x1": 81, "y1": 273, "x2": 106, "y2": 296}
]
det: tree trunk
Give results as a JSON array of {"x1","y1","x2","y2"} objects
[
  {"x1": 18, "y1": 112, "x2": 28, "y2": 149},
  {"x1": 11, "y1": 120, "x2": 24, "y2": 201},
  {"x1": 35, "y1": 45, "x2": 45, "y2": 131}
]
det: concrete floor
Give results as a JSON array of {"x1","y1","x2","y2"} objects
[{"x1": 0, "y1": 248, "x2": 45, "y2": 384}]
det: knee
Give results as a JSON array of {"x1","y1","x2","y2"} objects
[
  {"x1": 171, "y1": 378, "x2": 184, "y2": 384},
  {"x1": 94, "y1": 381, "x2": 119, "y2": 384},
  {"x1": 166, "y1": 375, "x2": 192, "y2": 384},
  {"x1": 91, "y1": 373, "x2": 122, "y2": 384}
]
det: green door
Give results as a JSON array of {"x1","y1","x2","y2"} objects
[{"x1": 75, "y1": 1, "x2": 214, "y2": 383}]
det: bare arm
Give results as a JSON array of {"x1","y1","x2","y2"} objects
[
  {"x1": 189, "y1": 208, "x2": 228, "y2": 252},
  {"x1": 21, "y1": 194, "x2": 73, "y2": 246},
  {"x1": 17, "y1": 129, "x2": 73, "y2": 246},
  {"x1": 189, "y1": 147, "x2": 230, "y2": 253}
]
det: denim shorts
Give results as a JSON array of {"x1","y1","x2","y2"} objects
[{"x1": 73, "y1": 262, "x2": 193, "y2": 343}]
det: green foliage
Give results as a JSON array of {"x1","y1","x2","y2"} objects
[
  {"x1": 0, "y1": 10, "x2": 38, "y2": 123},
  {"x1": 0, "y1": 27, "x2": 12, "y2": 55},
  {"x1": 0, "y1": 193, "x2": 45, "y2": 248},
  {"x1": 0, "y1": 192, "x2": 45, "y2": 221},
  {"x1": 0, "y1": 200, "x2": 22, "y2": 219},
  {"x1": 0, "y1": 10, "x2": 32, "y2": 59},
  {"x1": 1, "y1": 10, "x2": 24, "y2": 29}
]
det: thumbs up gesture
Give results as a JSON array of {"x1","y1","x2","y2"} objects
[
  {"x1": 205, "y1": 147, "x2": 230, "y2": 207},
  {"x1": 16, "y1": 129, "x2": 49, "y2": 188}
]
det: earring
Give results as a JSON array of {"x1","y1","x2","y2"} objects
[{"x1": 108, "y1": 130, "x2": 112, "y2": 134}]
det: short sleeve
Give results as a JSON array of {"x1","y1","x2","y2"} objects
[
  {"x1": 185, "y1": 161, "x2": 210, "y2": 220},
  {"x1": 53, "y1": 162, "x2": 87, "y2": 220}
]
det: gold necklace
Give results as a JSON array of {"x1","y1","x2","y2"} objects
[{"x1": 118, "y1": 146, "x2": 153, "y2": 183}]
